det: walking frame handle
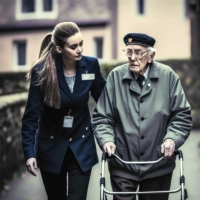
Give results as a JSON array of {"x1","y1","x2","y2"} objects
[
  {"x1": 100, "y1": 150, "x2": 187, "y2": 199},
  {"x1": 102, "y1": 150, "x2": 183, "y2": 164}
]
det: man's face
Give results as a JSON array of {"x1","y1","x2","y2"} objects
[{"x1": 125, "y1": 44, "x2": 153, "y2": 74}]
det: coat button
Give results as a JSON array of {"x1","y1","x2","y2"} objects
[
  {"x1": 140, "y1": 152, "x2": 144, "y2": 156},
  {"x1": 141, "y1": 136, "x2": 144, "y2": 139},
  {"x1": 140, "y1": 99, "x2": 143, "y2": 103},
  {"x1": 69, "y1": 138, "x2": 72, "y2": 142},
  {"x1": 141, "y1": 117, "x2": 144, "y2": 121},
  {"x1": 82, "y1": 135, "x2": 85, "y2": 138},
  {"x1": 86, "y1": 127, "x2": 88, "y2": 130},
  {"x1": 50, "y1": 136, "x2": 54, "y2": 139}
]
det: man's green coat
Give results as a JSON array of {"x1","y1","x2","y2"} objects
[{"x1": 92, "y1": 61, "x2": 192, "y2": 181}]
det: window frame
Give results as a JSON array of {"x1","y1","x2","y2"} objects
[
  {"x1": 94, "y1": 37, "x2": 104, "y2": 59},
  {"x1": 13, "y1": 40, "x2": 28, "y2": 71},
  {"x1": 136, "y1": 0, "x2": 145, "y2": 15},
  {"x1": 16, "y1": 0, "x2": 58, "y2": 20}
]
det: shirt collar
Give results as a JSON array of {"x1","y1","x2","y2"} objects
[{"x1": 134, "y1": 64, "x2": 150, "y2": 80}]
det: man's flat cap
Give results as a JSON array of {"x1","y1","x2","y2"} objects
[{"x1": 123, "y1": 33, "x2": 156, "y2": 47}]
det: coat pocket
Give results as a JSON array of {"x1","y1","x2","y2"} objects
[
  {"x1": 156, "y1": 145, "x2": 163, "y2": 157},
  {"x1": 116, "y1": 141, "x2": 126, "y2": 156}
]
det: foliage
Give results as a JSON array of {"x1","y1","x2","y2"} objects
[{"x1": 0, "y1": 72, "x2": 28, "y2": 95}]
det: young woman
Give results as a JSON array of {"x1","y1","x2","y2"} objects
[{"x1": 21, "y1": 22, "x2": 106, "y2": 200}]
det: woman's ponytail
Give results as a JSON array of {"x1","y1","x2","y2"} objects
[
  {"x1": 27, "y1": 33, "x2": 61, "y2": 109},
  {"x1": 39, "y1": 33, "x2": 52, "y2": 58}
]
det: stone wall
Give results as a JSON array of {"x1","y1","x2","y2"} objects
[{"x1": 0, "y1": 93, "x2": 27, "y2": 190}]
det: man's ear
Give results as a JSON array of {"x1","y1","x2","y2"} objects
[
  {"x1": 148, "y1": 52, "x2": 155, "y2": 63},
  {"x1": 56, "y1": 46, "x2": 62, "y2": 53}
]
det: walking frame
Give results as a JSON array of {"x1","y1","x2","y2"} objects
[{"x1": 100, "y1": 150, "x2": 188, "y2": 200}]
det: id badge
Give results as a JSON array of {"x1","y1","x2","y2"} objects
[
  {"x1": 81, "y1": 73, "x2": 95, "y2": 80},
  {"x1": 63, "y1": 116, "x2": 74, "y2": 128}
]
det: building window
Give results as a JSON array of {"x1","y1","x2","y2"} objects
[
  {"x1": 43, "y1": 0, "x2": 52, "y2": 11},
  {"x1": 94, "y1": 38, "x2": 103, "y2": 59},
  {"x1": 16, "y1": 0, "x2": 57, "y2": 20},
  {"x1": 22, "y1": 0, "x2": 35, "y2": 12},
  {"x1": 13, "y1": 41, "x2": 27, "y2": 69},
  {"x1": 137, "y1": 0, "x2": 145, "y2": 15}
]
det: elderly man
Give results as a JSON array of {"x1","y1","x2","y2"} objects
[{"x1": 91, "y1": 33, "x2": 192, "y2": 200}]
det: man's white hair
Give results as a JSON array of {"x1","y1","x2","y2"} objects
[{"x1": 147, "y1": 47, "x2": 156, "y2": 55}]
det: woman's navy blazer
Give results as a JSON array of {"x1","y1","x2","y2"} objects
[{"x1": 21, "y1": 55, "x2": 106, "y2": 174}]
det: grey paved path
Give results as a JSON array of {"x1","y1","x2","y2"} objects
[{"x1": 1, "y1": 130, "x2": 200, "y2": 200}]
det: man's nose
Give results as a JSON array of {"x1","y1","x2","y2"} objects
[{"x1": 131, "y1": 53, "x2": 137, "y2": 60}]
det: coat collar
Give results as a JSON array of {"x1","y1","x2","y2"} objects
[
  {"x1": 122, "y1": 61, "x2": 159, "y2": 95},
  {"x1": 56, "y1": 55, "x2": 87, "y2": 98},
  {"x1": 148, "y1": 61, "x2": 159, "y2": 79},
  {"x1": 122, "y1": 61, "x2": 159, "y2": 81}
]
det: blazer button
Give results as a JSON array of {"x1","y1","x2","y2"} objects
[
  {"x1": 141, "y1": 117, "x2": 144, "y2": 121},
  {"x1": 140, "y1": 152, "x2": 144, "y2": 156},
  {"x1": 140, "y1": 99, "x2": 144, "y2": 103},
  {"x1": 86, "y1": 127, "x2": 88, "y2": 130},
  {"x1": 69, "y1": 138, "x2": 72, "y2": 142},
  {"x1": 141, "y1": 136, "x2": 144, "y2": 139},
  {"x1": 68, "y1": 109, "x2": 72, "y2": 113},
  {"x1": 50, "y1": 136, "x2": 54, "y2": 139},
  {"x1": 82, "y1": 135, "x2": 85, "y2": 138}
]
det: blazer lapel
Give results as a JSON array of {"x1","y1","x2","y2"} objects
[
  {"x1": 56, "y1": 56, "x2": 73, "y2": 99},
  {"x1": 73, "y1": 56, "x2": 86, "y2": 95}
]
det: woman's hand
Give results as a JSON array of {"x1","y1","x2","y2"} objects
[{"x1": 26, "y1": 158, "x2": 37, "y2": 176}]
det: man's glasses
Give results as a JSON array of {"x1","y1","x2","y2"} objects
[{"x1": 123, "y1": 49, "x2": 149, "y2": 59}]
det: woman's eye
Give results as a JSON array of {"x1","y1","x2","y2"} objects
[{"x1": 70, "y1": 45, "x2": 77, "y2": 50}]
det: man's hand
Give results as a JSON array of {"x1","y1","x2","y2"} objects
[
  {"x1": 26, "y1": 158, "x2": 37, "y2": 176},
  {"x1": 103, "y1": 142, "x2": 116, "y2": 156},
  {"x1": 161, "y1": 139, "x2": 175, "y2": 158}
]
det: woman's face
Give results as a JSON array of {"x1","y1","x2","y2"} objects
[{"x1": 60, "y1": 32, "x2": 83, "y2": 61}]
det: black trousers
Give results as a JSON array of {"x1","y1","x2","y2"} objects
[
  {"x1": 110, "y1": 173, "x2": 173, "y2": 200},
  {"x1": 40, "y1": 147, "x2": 91, "y2": 200}
]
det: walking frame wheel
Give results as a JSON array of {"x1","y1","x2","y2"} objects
[{"x1": 100, "y1": 150, "x2": 188, "y2": 200}]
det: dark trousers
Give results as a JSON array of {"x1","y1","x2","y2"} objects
[
  {"x1": 110, "y1": 173, "x2": 173, "y2": 200},
  {"x1": 40, "y1": 147, "x2": 91, "y2": 200}
]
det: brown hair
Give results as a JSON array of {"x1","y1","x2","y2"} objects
[{"x1": 26, "y1": 22, "x2": 80, "y2": 109}]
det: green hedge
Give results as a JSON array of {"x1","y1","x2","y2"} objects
[
  {"x1": 100, "y1": 59, "x2": 200, "y2": 129},
  {"x1": 0, "y1": 72, "x2": 28, "y2": 95}
]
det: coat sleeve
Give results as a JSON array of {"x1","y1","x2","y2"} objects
[
  {"x1": 164, "y1": 73, "x2": 192, "y2": 149},
  {"x1": 21, "y1": 68, "x2": 44, "y2": 161},
  {"x1": 91, "y1": 72, "x2": 115, "y2": 148},
  {"x1": 90, "y1": 58, "x2": 106, "y2": 102}
]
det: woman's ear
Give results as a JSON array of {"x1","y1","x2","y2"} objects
[{"x1": 56, "y1": 46, "x2": 63, "y2": 53}]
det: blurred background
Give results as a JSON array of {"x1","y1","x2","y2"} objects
[{"x1": 0, "y1": 0, "x2": 200, "y2": 199}]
